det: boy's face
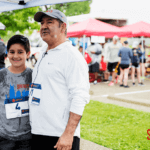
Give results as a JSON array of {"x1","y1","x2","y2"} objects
[{"x1": 8, "y1": 43, "x2": 30, "y2": 69}]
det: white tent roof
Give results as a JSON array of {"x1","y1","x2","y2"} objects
[
  {"x1": 67, "y1": 13, "x2": 127, "y2": 23},
  {"x1": 0, "y1": 0, "x2": 87, "y2": 12}
]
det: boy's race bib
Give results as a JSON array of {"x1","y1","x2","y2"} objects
[{"x1": 4, "y1": 97, "x2": 29, "y2": 119}]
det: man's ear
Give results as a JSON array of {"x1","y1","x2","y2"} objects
[{"x1": 61, "y1": 23, "x2": 66, "y2": 34}]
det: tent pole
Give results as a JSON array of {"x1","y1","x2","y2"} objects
[
  {"x1": 141, "y1": 36, "x2": 144, "y2": 82},
  {"x1": 83, "y1": 35, "x2": 86, "y2": 55}
]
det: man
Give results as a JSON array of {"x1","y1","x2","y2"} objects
[
  {"x1": 87, "y1": 42, "x2": 102, "y2": 85},
  {"x1": 29, "y1": 9, "x2": 90, "y2": 150},
  {"x1": 105, "y1": 36, "x2": 122, "y2": 86},
  {"x1": 0, "y1": 37, "x2": 6, "y2": 70}
]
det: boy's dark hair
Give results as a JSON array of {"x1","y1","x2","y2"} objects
[
  {"x1": 7, "y1": 35, "x2": 30, "y2": 53},
  {"x1": 79, "y1": 46, "x2": 83, "y2": 49}
]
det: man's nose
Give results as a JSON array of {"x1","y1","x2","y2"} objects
[{"x1": 41, "y1": 22, "x2": 48, "y2": 29}]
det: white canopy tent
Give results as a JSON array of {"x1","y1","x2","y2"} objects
[{"x1": 0, "y1": 0, "x2": 87, "y2": 12}]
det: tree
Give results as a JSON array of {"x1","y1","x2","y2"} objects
[
  {"x1": 0, "y1": 0, "x2": 92, "y2": 41},
  {"x1": 49, "y1": 1, "x2": 92, "y2": 16},
  {"x1": 0, "y1": 7, "x2": 40, "y2": 39}
]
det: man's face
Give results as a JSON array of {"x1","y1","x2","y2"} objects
[
  {"x1": 113, "y1": 39, "x2": 117, "y2": 44},
  {"x1": 40, "y1": 16, "x2": 63, "y2": 43}
]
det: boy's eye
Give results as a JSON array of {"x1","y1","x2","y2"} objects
[
  {"x1": 10, "y1": 51, "x2": 14, "y2": 54},
  {"x1": 18, "y1": 52, "x2": 23, "y2": 54}
]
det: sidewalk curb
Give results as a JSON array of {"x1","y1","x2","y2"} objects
[
  {"x1": 107, "y1": 96, "x2": 150, "y2": 107},
  {"x1": 80, "y1": 138, "x2": 112, "y2": 150}
]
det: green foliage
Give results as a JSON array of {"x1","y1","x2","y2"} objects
[
  {"x1": 50, "y1": 0, "x2": 92, "y2": 16},
  {"x1": 81, "y1": 100, "x2": 150, "y2": 150},
  {"x1": 0, "y1": 0, "x2": 92, "y2": 41},
  {"x1": 0, "y1": 7, "x2": 40, "y2": 39}
]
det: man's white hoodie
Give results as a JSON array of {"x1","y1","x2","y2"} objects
[{"x1": 29, "y1": 41, "x2": 90, "y2": 138}]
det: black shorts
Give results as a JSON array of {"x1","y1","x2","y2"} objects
[
  {"x1": 107, "y1": 62, "x2": 118, "y2": 72},
  {"x1": 140, "y1": 59, "x2": 146, "y2": 63},
  {"x1": 120, "y1": 64, "x2": 129, "y2": 70},
  {"x1": 89, "y1": 62, "x2": 99, "y2": 73},
  {"x1": 31, "y1": 134, "x2": 80, "y2": 150},
  {"x1": 132, "y1": 63, "x2": 140, "y2": 68}
]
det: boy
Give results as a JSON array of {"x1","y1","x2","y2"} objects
[{"x1": 0, "y1": 35, "x2": 32, "y2": 149}]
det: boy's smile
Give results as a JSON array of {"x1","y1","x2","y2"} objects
[{"x1": 8, "y1": 43, "x2": 30, "y2": 73}]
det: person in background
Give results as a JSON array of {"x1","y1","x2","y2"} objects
[
  {"x1": 105, "y1": 35, "x2": 122, "y2": 86},
  {"x1": 87, "y1": 42, "x2": 102, "y2": 85},
  {"x1": 79, "y1": 46, "x2": 83, "y2": 54},
  {"x1": 0, "y1": 37, "x2": 6, "y2": 70},
  {"x1": 131, "y1": 41, "x2": 143, "y2": 86},
  {"x1": 139, "y1": 42, "x2": 147, "y2": 77},
  {"x1": 118, "y1": 41, "x2": 132, "y2": 88}
]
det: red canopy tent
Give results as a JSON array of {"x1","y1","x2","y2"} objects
[
  {"x1": 67, "y1": 18, "x2": 132, "y2": 38},
  {"x1": 121, "y1": 21, "x2": 150, "y2": 37}
]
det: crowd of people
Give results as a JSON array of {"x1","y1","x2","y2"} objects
[{"x1": 81, "y1": 36, "x2": 150, "y2": 87}]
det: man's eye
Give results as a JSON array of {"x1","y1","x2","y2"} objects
[
  {"x1": 48, "y1": 22, "x2": 52, "y2": 24},
  {"x1": 10, "y1": 52, "x2": 14, "y2": 54},
  {"x1": 18, "y1": 52, "x2": 23, "y2": 54}
]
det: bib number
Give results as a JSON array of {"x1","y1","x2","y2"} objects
[{"x1": 16, "y1": 103, "x2": 21, "y2": 110}]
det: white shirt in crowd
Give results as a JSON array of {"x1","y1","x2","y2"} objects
[
  {"x1": 105, "y1": 42, "x2": 122, "y2": 63},
  {"x1": 87, "y1": 43, "x2": 102, "y2": 65}
]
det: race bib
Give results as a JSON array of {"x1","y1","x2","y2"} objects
[
  {"x1": 29, "y1": 83, "x2": 42, "y2": 106},
  {"x1": 4, "y1": 97, "x2": 29, "y2": 119}
]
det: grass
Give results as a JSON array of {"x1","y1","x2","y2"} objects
[{"x1": 80, "y1": 100, "x2": 150, "y2": 150}]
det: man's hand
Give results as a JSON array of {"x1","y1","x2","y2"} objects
[
  {"x1": 54, "y1": 132, "x2": 73, "y2": 150},
  {"x1": 91, "y1": 51, "x2": 95, "y2": 54},
  {"x1": 54, "y1": 112, "x2": 81, "y2": 150}
]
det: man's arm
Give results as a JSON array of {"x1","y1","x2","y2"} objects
[
  {"x1": 54, "y1": 49, "x2": 90, "y2": 150},
  {"x1": 54, "y1": 112, "x2": 81, "y2": 150}
]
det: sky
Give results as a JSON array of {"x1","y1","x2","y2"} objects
[{"x1": 90, "y1": 0, "x2": 150, "y2": 25}]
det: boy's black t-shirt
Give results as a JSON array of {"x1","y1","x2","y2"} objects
[{"x1": 0, "y1": 67, "x2": 32, "y2": 141}]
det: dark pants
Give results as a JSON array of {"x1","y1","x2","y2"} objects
[
  {"x1": 0, "y1": 136, "x2": 31, "y2": 150},
  {"x1": 31, "y1": 134, "x2": 80, "y2": 150}
]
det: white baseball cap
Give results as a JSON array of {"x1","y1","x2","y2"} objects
[
  {"x1": 113, "y1": 35, "x2": 119, "y2": 40},
  {"x1": 132, "y1": 41, "x2": 139, "y2": 48}
]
